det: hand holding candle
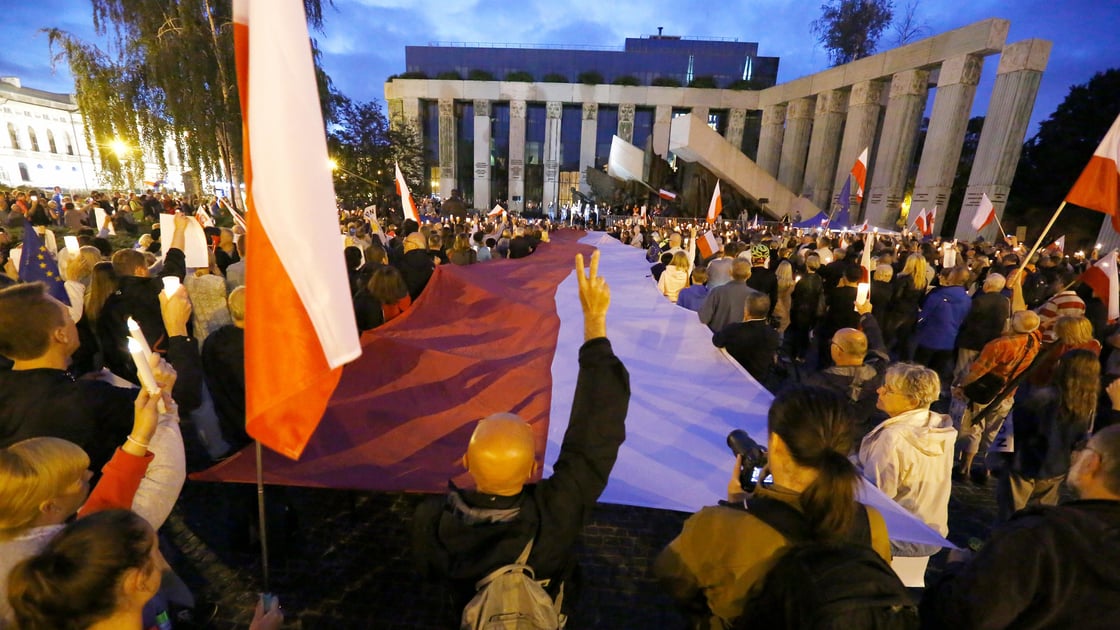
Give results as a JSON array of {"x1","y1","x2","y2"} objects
[
  {"x1": 126, "y1": 317, "x2": 152, "y2": 362},
  {"x1": 162, "y1": 276, "x2": 180, "y2": 300},
  {"x1": 129, "y1": 338, "x2": 160, "y2": 395}
]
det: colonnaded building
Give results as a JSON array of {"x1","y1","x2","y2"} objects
[
  {"x1": 0, "y1": 77, "x2": 183, "y2": 193},
  {"x1": 385, "y1": 18, "x2": 1050, "y2": 241}
]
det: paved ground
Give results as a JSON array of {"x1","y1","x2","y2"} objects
[{"x1": 160, "y1": 473, "x2": 1009, "y2": 629}]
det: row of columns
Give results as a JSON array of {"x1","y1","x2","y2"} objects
[
  {"x1": 401, "y1": 97, "x2": 756, "y2": 209},
  {"x1": 751, "y1": 39, "x2": 1048, "y2": 239}
]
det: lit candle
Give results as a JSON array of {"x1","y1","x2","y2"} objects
[
  {"x1": 127, "y1": 318, "x2": 152, "y2": 362},
  {"x1": 128, "y1": 337, "x2": 160, "y2": 395},
  {"x1": 161, "y1": 276, "x2": 180, "y2": 300},
  {"x1": 855, "y1": 282, "x2": 870, "y2": 307}
]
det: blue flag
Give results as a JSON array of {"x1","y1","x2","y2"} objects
[
  {"x1": 18, "y1": 220, "x2": 69, "y2": 305},
  {"x1": 831, "y1": 177, "x2": 852, "y2": 229}
]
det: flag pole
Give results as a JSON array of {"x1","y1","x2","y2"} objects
[
  {"x1": 1014, "y1": 201, "x2": 1067, "y2": 281},
  {"x1": 992, "y1": 211, "x2": 1009, "y2": 243},
  {"x1": 255, "y1": 440, "x2": 271, "y2": 594}
]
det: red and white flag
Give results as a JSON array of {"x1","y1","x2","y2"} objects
[
  {"x1": 697, "y1": 231, "x2": 720, "y2": 259},
  {"x1": 859, "y1": 233, "x2": 874, "y2": 283},
  {"x1": 395, "y1": 162, "x2": 419, "y2": 224},
  {"x1": 912, "y1": 207, "x2": 930, "y2": 235},
  {"x1": 859, "y1": 220, "x2": 869, "y2": 233},
  {"x1": 488, "y1": 203, "x2": 503, "y2": 217},
  {"x1": 851, "y1": 147, "x2": 869, "y2": 204},
  {"x1": 706, "y1": 180, "x2": 723, "y2": 224},
  {"x1": 234, "y1": 0, "x2": 361, "y2": 459},
  {"x1": 1067, "y1": 112, "x2": 1120, "y2": 232},
  {"x1": 1080, "y1": 250, "x2": 1120, "y2": 321},
  {"x1": 1047, "y1": 235, "x2": 1066, "y2": 253},
  {"x1": 971, "y1": 192, "x2": 996, "y2": 231},
  {"x1": 658, "y1": 188, "x2": 677, "y2": 201},
  {"x1": 228, "y1": 205, "x2": 248, "y2": 231}
]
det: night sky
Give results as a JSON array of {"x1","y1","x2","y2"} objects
[{"x1": 2, "y1": 0, "x2": 1119, "y2": 137}]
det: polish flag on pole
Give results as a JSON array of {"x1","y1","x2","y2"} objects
[
  {"x1": 856, "y1": 231, "x2": 874, "y2": 305},
  {"x1": 1080, "y1": 249, "x2": 1120, "y2": 321},
  {"x1": 912, "y1": 207, "x2": 929, "y2": 235},
  {"x1": 1047, "y1": 235, "x2": 1066, "y2": 253},
  {"x1": 658, "y1": 189, "x2": 677, "y2": 201},
  {"x1": 706, "y1": 180, "x2": 723, "y2": 224},
  {"x1": 971, "y1": 192, "x2": 996, "y2": 231},
  {"x1": 697, "y1": 231, "x2": 720, "y2": 259},
  {"x1": 234, "y1": 0, "x2": 361, "y2": 459},
  {"x1": 395, "y1": 162, "x2": 419, "y2": 224},
  {"x1": 851, "y1": 147, "x2": 869, "y2": 204},
  {"x1": 488, "y1": 204, "x2": 504, "y2": 217},
  {"x1": 1066, "y1": 112, "x2": 1120, "y2": 231}
]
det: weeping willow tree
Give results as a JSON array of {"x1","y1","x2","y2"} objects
[{"x1": 47, "y1": 0, "x2": 330, "y2": 197}]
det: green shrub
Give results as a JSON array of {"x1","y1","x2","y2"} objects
[
  {"x1": 436, "y1": 70, "x2": 463, "y2": 80},
  {"x1": 398, "y1": 71, "x2": 429, "y2": 80},
  {"x1": 577, "y1": 71, "x2": 605, "y2": 85},
  {"x1": 612, "y1": 75, "x2": 641, "y2": 86},
  {"x1": 505, "y1": 70, "x2": 534, "y2": 82},
  {"x1": 688, "y1": 76, "x2": 718, "y2": 89},
  {"x1": 542, "y1": 73, "x2": 569, "y2": 83},
  {"x1": 467, "y1": 69, "x2": 496, "y2": 81},
  {"x1": 651, "y1": 76, "x2": 682, "y2": 87}
]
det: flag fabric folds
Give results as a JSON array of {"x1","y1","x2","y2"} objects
[
  {"x1": 697, "y1": 231, "x2": 719, "y2": 260},
  {"x1": 851, "y1": 147, "x2": 869, "y2": 204},
  {"x1": 18, "y1": 220, "x2": 68, "y2": 305},
  {"x1": 395, "y1": 162, "x2": 419, "y2": 224},
  {"x1": 1067, "y1": 113, "x2": 1120, "y2": 232},
  {"x1": 658, "y1": 188, "x2": 677, "y2": 200},
  {"x1": 706, "y1": 180, "x2": 723, "y2": 224},
  {"x1": 971, "y1": 192, "x2": 996, "y2": 232},
  {"x1": 1047, "y1": 235, "x2": 1066, "y2": 254},
  {"x1": 913, "y1": 207, "x2": 935, "y2": 237},
  {"x1": 1081, "y1": 250, "x2": 1120, "y2": 322},
  {"x1": 488, "y1": 204, "x2": 503, "y2": 217},
  {"x1": 832, "y1": 178, "x2": 852, "y2": 229},
  {"x1": 233, "y1": 0, "x2": 362, "y2": 460}
]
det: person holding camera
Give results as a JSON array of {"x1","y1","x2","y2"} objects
[{"x1": 654, "y1": 385, "x2": 891, "y2": 629}]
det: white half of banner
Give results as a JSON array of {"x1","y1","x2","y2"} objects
[{"x1": 546, "y1": 233, "x2": 955, "y2": 549}]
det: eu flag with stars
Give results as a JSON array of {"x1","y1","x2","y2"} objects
[{"x1": 18, "y1": 219, "x2": 69, "y2": 305}]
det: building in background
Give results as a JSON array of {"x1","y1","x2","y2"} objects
[
  {"x1": 387, "y1": 32, "x2": 778, "y2": 211},
  {"x1": 0, "y1": 77, "x2": 183, "y2": 193}
]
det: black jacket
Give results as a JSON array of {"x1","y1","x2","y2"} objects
[
  {"x1": 201, "y1": 324, "x2": 249, "y2": 449},
  {"x1": 803, "y1": 312, "x2": 889, "y2": 434},
  {"x1": 0, "y1": 368, "x2": 136, "y2": 470},
  {"x1": 395, "y1": 249, "x2": 436, "y2": 301},
  {"x1": 713, "y1": 319, "x2": 780, "y2": 388},
  {"x1": 921, "y1": 500, "x2": 1120, "y2": 629},
  {"x1": 957, "y1": 291, "x2": 1011, "y2": 352},
  {"x1": 412, "y1": 338, "x2": 630, "y2": 613},
  {"x1": 789, "y1": 272, "x2": 823, "y2": 327}
]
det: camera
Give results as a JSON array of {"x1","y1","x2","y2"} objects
[{"x1": 726, "y1": 429, "x2": 769, "y2": 493}]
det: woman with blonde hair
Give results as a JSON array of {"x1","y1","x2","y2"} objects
[
  {"x1": 884, "y1": 253, "x2": 929, "y2": 357},
  {"x1": 1029, "y1": 315, "x2": 1101, "y2": 386},
  {"x1": 1000, "y1": 349, "x2": 1100, "y2": 521},
  {"x1": 62, "y1": 246, "x2": 103, "y2": 322},
  {"x1": 771, "y1": 259, "x2": 795, "y2": 334},
  {"x1": 657, "y1": 250, "x2": 691, "y2": 304}
]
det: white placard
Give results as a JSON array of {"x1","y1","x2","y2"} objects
[
  {"x1": 990, "y1": 412, "x2": 1014, "y2": 453},
  {"x1": 9, "y1": 246, "x2": 21, "y2": 270},
  {"x1": 159, "y1": 214, "x2": 210, "y2": 268},
  {"x1": 93, "y1": 207, "x2": 116, "y2": 235}
]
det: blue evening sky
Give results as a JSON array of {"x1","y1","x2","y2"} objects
[{"x1": 1, "y1": 0, "x2": 1118, "y2": 137}]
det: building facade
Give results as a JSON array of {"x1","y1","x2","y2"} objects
[
  {"x1": 0, "y1": 77, "x2": 183, "y2": 193},
  {"x1": 387, "y1": 19, "x2": 1050, "y2": 241}
]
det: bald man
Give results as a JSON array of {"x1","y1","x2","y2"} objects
[
  {"x1": 413, "y1": 251, "x2": 630, "y2": 619},
  {"x1": 922, "y1": 424, "x2": 1120, "y2": 627},
  {"x1": 803, "y1": 300, "x2": 890, "y2": 435}
]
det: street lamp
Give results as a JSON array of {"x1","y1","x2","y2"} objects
[{"x1": 110, "y1": 138, "x2": 129, "y2": 157}]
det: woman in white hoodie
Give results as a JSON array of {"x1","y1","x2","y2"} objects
[
  {"x1": 858, "y1": 362, "x2": 957, "y2": 562},
  {"x1": 657, "y1": 251, "x2": 691, "y2": 304}
]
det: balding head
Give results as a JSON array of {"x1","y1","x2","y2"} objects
[
  {"x1": 1069, "y1": 424, "x2": 1120, "y2": 499},
  {"x1": 731, "y1": 259, "x2": 752, "y2": 282},
  {"x1": 669, "y1": 232, "x2": 682, "y2": 248},
  {"x1": 404, "y1": 232, "x2": 427, "y2": 252},
  {"x1": 831, "y1": 328, "x2": 868, "y2": 366},
  {"x1": 1011, "y1": 310, "x2": 1040, "y2": 334},
  {"x1": 465, "y1": 413, "x2": 537, "y2": 496}
]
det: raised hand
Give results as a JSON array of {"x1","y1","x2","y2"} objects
[{"x1": 575, "y1": 250, "x2": 610, "y2": 341}]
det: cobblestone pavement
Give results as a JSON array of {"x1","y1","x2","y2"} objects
[{"x1": 161, "y1": 474, "x2": 1012, "y2": 629}]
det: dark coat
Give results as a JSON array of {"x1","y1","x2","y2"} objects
[
  {"x1": 713, "y1": 319, "x2": 780, "y2": 387},
  {"x1": 395, "y1": 249, "x2": 436, "y2": 301},
  {"x1": 957, "y1": 291, "x2": 1011, "y2": 352}
]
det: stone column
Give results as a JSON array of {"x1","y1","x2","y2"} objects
[
  {"x1": 472, "y1": 99, "x2": 492, "y2": 211},
  {"x1": 542, "y1": 101, "x2": 563, "y2": 211},
  {"x1": 756, "y1": 103, "x2": 787, "y2": 178},
  {"x1": 955, "y1": 40, "x2": 1052, "y2": 241},
  {"x1": 617, "y1": 103, "x2": 636, "y2": 144},
  {"x1": 692, "y1": 106, "x2": 710, "y2": 126},
  {"x1": 438, "y1": 98, "x2": 457, "y2": 200},
  {"x1": 803, "y1": 90, "x2": 847, "y2": 209},
  {"x1": 865, "y1": 69, "x2": 929, "y2": 228},
  {"x1": 912, "y1": 54, "x2": 983, "y2": 234},
  {"x1": 724, "y1": 108, "x2": 747, "y2": 152},
  {"x1": 578, "y1": 102, "x2": 598, "y2": 195},
  {"x1": 652, "y1": 104, "x2": 672, "y2": 157},
  {"x1": 834, "y1": 80, "x2": 885, "y2": 209},
  {"x1": 508, "y1": 99, "x2": 526, "y2": 213},
  {"x1": 778, "y1": 97, "x2": 815, "y2": 194}
]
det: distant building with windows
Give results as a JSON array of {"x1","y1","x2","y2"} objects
[
  {"x1": 385, "y1": 33, "x2": 779, "y2": 211},
  {"x1": 0, "y1": 77, "x2": 182, "y2": 192}
]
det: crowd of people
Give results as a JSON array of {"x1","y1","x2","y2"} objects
[{"x1": 0, "y1": 188, "x2": 1118, "y2": 628}]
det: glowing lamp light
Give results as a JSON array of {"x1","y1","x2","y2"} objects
[{"x1": 109, "y1": 138, "x2": 129, "y2": 157}]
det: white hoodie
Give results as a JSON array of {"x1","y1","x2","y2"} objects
[{"x1": 858, "y1": 407, "x2": 958, "y2": 537}]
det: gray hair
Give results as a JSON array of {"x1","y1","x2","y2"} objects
[
  {"x1": 873, "y1": 264, "x2": 893, "y2": 282},
  {"x1": 883, "y1": 362, "x2": 940, "y2": 408},
  {"x1": 983, "y1": 273, "x2": 1006, "y2": 293}
]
